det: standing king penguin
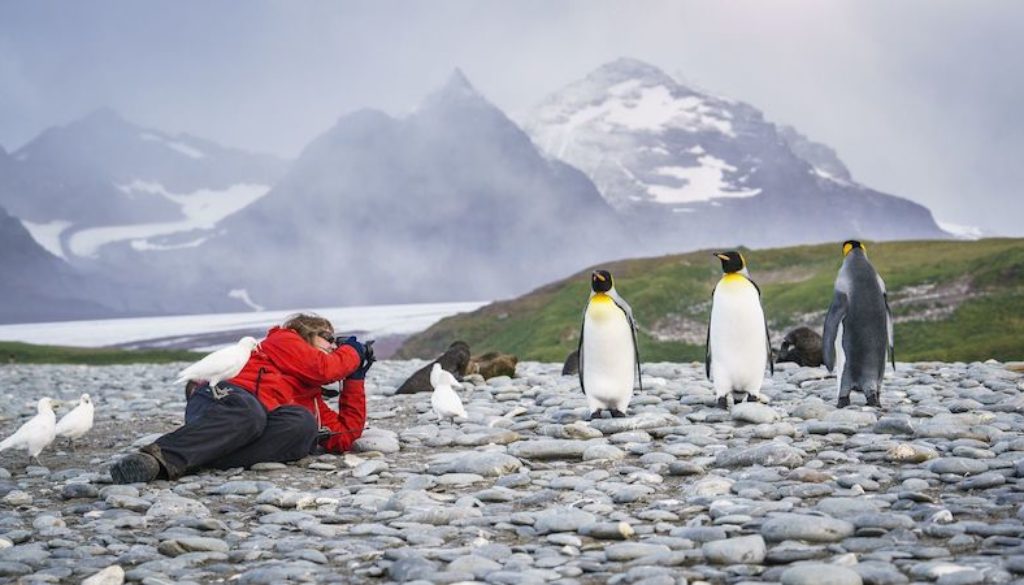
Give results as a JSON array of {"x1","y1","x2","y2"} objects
[
  {"x1": 578, "y1": 270, "x2": 642, "y2": 420},
  {"x1": 823, "y1": 240, "x2": 894, "y2": 408},
  {"x1": 706, "y1": 251, "x2": 773, "y2": 409}
]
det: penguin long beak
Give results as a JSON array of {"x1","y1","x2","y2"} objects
[
  {"x1": 714, "y1": 253, "x2": 730, "y2": 261},
  {"x1": 593, "y1": 272, "x2": 606, "y2": 282}
]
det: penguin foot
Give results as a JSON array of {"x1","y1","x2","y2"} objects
[
  {"x1": 610, "y1": 409, "x2": 626, "y2": 418},
  {"x1": 715, "y1": 396, "x2": 728, "y2": 409},
  {"x1": 745, "y1": 393, "x2": 759, "y2": 403},
  {"x1": 587, "y1": 410, "x2": 602, "y2": 421},
  {"x1": 866, "y1": 394, "x2": 881, "y2": 408},
  {"x1": 837, "y1": 395, "x2": 851, "y2": 408}
]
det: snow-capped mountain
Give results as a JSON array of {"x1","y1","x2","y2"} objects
[
  {"x1": 0, "y1": 61, "x2": 958, "y2": 324},
  {"x1": 0, "y1": 110, "x2": 293, "y2": 318},
  {"x1": 523, "y1": 58, "x2": 948, "y2": 251},
  {"x1": 204, "y1": 70, "x2": 628, "y2": 308},
  {"x1": 0, "y1": 108, "x2": 287, "y2": 262},
  {"x1": 0, "y1": 202, "x2": 121, "y2": 323}
]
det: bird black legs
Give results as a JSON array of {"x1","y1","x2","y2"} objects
[
  {"x1": 864, "y1": 385, "x2": 881, "y2": 408},
  {"x1": 716, "y1": 396, "x2": 728, "y2": 409},
  {"x1": 588, "y1": 409, "x2": 628, "y2": 421},
  {"x1": 837, "y1": 395, "x2": 851, "y2": 408}
]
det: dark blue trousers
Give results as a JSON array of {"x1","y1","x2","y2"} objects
[{"x1": 152, "y1": 384, "x2": 318, "y2": 479}]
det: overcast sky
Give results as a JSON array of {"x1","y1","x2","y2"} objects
[{"x1": 1, "y1": 0, "x2": 1021, "y2": 235}]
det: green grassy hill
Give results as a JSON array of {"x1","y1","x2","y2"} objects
[
  {"x1": 0, "y1": 341, "x2": 201, "y2": 365},
  {"x1": 396, "y1": 238, "x2": 1024, "y2": 363}
]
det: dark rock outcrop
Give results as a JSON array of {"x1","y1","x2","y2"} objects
[{"x1": 395, "y1": 341, "x2": 471, "y2": 394}]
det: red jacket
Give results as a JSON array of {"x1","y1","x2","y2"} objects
[{"x1": 228, "y1": 326, "x2": 366, "y2": 452}]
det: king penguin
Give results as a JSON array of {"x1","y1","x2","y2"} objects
[
  {"x1": 823, "y1": 240, "x2": 894, "y2": 408},
  {"x1": 706, "y1": 251, "x2": 773, "y2": 409},
  {"x1": 578, "y1": 270, "x2": 642, "y2": 420}
]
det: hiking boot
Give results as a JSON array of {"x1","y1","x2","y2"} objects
[{"x1": 110, "y1": 452, "x2": 161, "y2": 484}]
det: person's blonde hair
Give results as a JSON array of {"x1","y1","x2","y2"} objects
[{"x1": 283, "y1": 313, "x2": 334, "y2": 346}]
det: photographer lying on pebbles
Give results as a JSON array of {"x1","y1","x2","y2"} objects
[{"x1": 110, "y1": 313, "x2": 374, "y2": 483}]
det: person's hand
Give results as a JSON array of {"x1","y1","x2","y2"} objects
[
  {"x1": 337, "y1": 336, "x2": 365, "y2": 361},
  {"x1": 338, "y1": 337, "x2": 375, "y2": 380}
]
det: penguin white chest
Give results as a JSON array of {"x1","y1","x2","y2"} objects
[
  {"x1": 582, "y1": 295, "x2": 635, "y2": 408},
  {"x1": 710, "y1": 277, "x2": 768, "y2": 392}
]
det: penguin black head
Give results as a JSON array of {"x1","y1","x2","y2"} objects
[
  {"x1": 842, "y1": 240, "x2": 866, "y2": 256},
  {"x1": 591, "y1": 270, "x2": 613, "y2": 293},
  {"x1": 713, "y1": 251, "x2": 745, "y2": 274}
]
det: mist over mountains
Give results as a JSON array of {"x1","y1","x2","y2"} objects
[
  {"x1": 210, "y1": 70, "x2": 628, "y2": 309},
  {"x1": 0, "y1": 59, "x2": 950, "y2": 324}
]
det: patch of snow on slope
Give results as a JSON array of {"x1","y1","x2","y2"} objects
[
  {"x1": 937, "y1": 220, "x2": 985, "y2": 241},
  {"x1": 228, "y1": 289, "x2": 265, "y2": 311},
  {"x1": 536, "y1": 85, "x2": 733, "y2": 159},
  {"x1": 602, "y1": 86, "x2": 734, "y2": 135},
  {"x1": 140, "y1": 132, "x2": 205, "y2": 159},
  {"x1": 69, "y1": 182, "x2": 270, "y2": 257},
  {"x1": 647, "y1": 156, "x2": 761, "y2": 204},
  {"x1": 811, "y1": 167, "x2": 851, "y2": 186},
  {"x1": 19, "y1": 219, "x2": 71, "y2": 259},
  {"x1": 130, "y1": 236, "x2": 208, "y2": 251}
]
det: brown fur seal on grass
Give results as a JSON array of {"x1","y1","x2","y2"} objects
[
  {"x1": 395, "y1": 341, "x2": 471, "y2": 394},
  {"x1": 776, "y1": 327, "x2": 823, "y2": 367}
]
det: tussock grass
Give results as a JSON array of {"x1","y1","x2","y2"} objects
[{"x1": 397, "y1": 238, "x2": 1024, "y2": 363}]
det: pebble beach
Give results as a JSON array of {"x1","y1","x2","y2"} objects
[{"x1": 1, "y1": 359, "x2": 1023, "y2": 585}]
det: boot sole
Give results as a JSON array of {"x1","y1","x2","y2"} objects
[{"x1": 111, "y1": 456, "x2": 159, "y2": 484}]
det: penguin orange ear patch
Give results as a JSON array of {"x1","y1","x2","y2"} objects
[{"x1": 843, "y1": 243, "x2": 853, "y2": 256}]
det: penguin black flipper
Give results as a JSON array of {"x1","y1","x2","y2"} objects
[
  {"x1": 704, "y1": 288, "x2": 715, "y2": 380},
  {"x1": 577, "y1": 308, "x2": 587, "y2": 395},
  {"x1": 822, "y1": 291, "x2": 849, "y2": 372},
  {"x1": 610, "y1": 292, "x2": 643, "y2": 393},
  {"x1": 884, "y1": 291, "x2": 895, "y2": 370}
]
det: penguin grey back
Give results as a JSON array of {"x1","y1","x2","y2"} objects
[{"x1": 823, "y1": 248, "x2": 893, "y2": 406}]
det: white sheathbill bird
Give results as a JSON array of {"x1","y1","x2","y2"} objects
[
  {"x1": 0, "y1": 397, "x2": 58, "y2": 465},
  {"x1": 430, "y1": 363, "x2": 467, "y2": 422},
  {"x1": 55, "y1": 393, "x2": 94, "y2": 450},
  {"x1": 174, "y1": 336, "x2": 259, "y2": 387}
]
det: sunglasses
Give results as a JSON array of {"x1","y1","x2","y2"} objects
[{"x1": 316, "y1": 331, "x2": 336, "y2": 344}]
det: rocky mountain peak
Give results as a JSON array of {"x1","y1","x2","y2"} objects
[
  {"x1": 589, "y1": 57, "x2": 681, "y2": 90},
  {"x1": 419, "y1": 67, "x2": 492, "y2": 112},
  {"x1": 524, "y1": 57, "x2": 947, "y2": 251}
]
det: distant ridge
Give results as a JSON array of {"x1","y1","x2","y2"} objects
[{"x1": 397, "y1": 238, "x2": 1024, "y2": 364}]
